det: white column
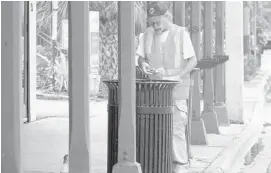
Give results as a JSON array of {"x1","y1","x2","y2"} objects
[
  {"x1": 68, "y1": 2, "x2": 91, "y2": 172},
  {"x1": 27, "y1": 1, "x2": 37, "y2": 122},
  {"x1": 213, "y1": 1, "x2": 230, "y2": 126},
  {"x1": 1, "y1": 2, "x2": 23, "y2": 173},
  {"x1": 225, "y1": 1, "x2": 244, "y2": 123},
  {"x1": 112, "y1": 2, "x2": 142, "y2": 173}
]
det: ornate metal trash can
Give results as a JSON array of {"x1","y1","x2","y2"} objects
[{"x1": 104, "y1": 79, "x2": 179, "y2": 173}]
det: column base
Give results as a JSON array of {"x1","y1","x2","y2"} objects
[
  {"x1": 27, "y1": 113, "x2": 37, "y2": 123},
  {"x1": 213, "y1": 103, "x2": 230, "y2": 126},
  {"x1": 112, "y1": 161, "x2": 142, "y2": 173},
  {"x1": 201, "y1": 110, "x2": 220, "y2": 134},
  {"x1": 191, "y1": 118, "x2": 208, "y2": 145}
]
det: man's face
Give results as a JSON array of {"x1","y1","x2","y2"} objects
[{"x1": 148, "y1": 16, "x2": 167, "y2": 35}]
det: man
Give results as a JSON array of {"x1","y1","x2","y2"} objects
[{"x1": 136, "y1": 2, "x2": 197, "y2": 173}]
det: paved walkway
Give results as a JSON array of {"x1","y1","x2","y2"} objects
[
  {"x1": 23, "y1": 100, "x2": 265, "y2": 173},
  {"x1": 23, "y1": 100, "x2": 108, "y2": 173},
  {"x1": 23, "y1": 99, "x2": 267, "y2": 173},
  {"x1": 189, "y1": 124, "x2": 246, "y2": 172}
]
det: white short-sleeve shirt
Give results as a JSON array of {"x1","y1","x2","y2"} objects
[{"x1": 136, "y1": 28, "x2": 196, "y2": 61}]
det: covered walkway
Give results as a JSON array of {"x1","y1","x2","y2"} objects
[{"x1": 2, "y1": 1, "x2": 270, "y2": 173}]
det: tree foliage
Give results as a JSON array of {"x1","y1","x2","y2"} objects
[
  {"x1": 36, "y1": 1, "x2": 149, "y2": 95},
  {"x1": 36, "y1": 2, "x2": 148, "y2": 36}
]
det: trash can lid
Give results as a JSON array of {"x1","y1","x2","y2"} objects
[{"x1": 103, "y1": 79, "x2": 180, "y2": 84}]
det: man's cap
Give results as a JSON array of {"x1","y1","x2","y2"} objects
[{"x1": 147, "y1": 2, "x2": 167, "y2": 19}]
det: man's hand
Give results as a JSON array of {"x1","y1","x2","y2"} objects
[
  {"x1": 140, "y1": 62, "x2": 153, "y2": 75},
  {"x1": 138, "y1": 56, "x2": 153, "y2": 75},
  {"x1": 154, "y1": 68, "x2": 165, "y2": 76}
]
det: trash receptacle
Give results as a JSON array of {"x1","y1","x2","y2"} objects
[{"x1": 104, "y1": 79, "x2": 179, "y2": 173}]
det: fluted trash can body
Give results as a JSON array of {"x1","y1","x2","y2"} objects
[{"x1": 104, "y1": 80, "x2": 178, "y2": 173}]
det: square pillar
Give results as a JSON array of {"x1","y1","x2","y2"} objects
[
  {"x1": 201, "y1": 2, "x2": 220, "y2": 134},
  {"x1": 173, "y1": 1, "x2": 185, "y2": 26},
  {"x1": 112, "y1": 2, "x2": 142, "y2": 173},
  {"x1": 225, "y1": 1, "x2": 244, "y2": 123},
  {"x1": 190, "y1": 1, "x2": 208, "y2": 145},
  {"x1": 1, "y1": 2, "x2": 23, "y2": 173},
  {"x1": 213, "y1": 2, "x2": 230, "y2": 126},
  {"x1": 68, "y1": 2, "x2": 91, "y2": 172}
]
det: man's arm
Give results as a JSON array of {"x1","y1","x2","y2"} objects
[
  {"x1": 163, "y1": 29, "x2": 197, "y2": 77},
  {"x1": 137, "y1": 28, "x2": 153, "y2": 67},
  {"x1": 136, "y1": 31, "x2": 147, "y2": 66},
  {"x1": 180, "y1": 56, "x2": 197, "y2": 76},
  {"x1": 138, "y1": 56, "x2": 145, "y2": 66},
  {"x1": 162, "y1": 56, "x2": 197, "y2": 77},
  {"x1": 138, "y1": 55, "x2": 149, "y2": 67},
  {"x1": 180, "y1": 29, "x2": 197, "y2": 76},
  {"x1": 136, "y1": 31, "x2": 152, "y2": 75}
]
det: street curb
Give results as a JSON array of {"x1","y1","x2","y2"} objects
[
  {"x1": 36, "y1": 93, "x2": 69, "y2": 100},
  {"x1": 203, "y1": 62, "x2": 270, "y2": 173},
  {"x1": 203, "y1": 103, "x2": 264, "y2": 173},
  {"x1": 36, "y1": 92, "x2": 107, "y2": 102}
]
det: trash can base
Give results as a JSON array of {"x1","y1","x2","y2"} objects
[{"x1": 112, "y1": 161, "x2": 143, "y2": 173}]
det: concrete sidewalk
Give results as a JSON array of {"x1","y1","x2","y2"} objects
[
  {"x1": 189, "y1": 124, "x2": 246, "y2": 173},
  {"x1": 23, "y1": 100, "x2": 108, "y2": 173},
  {"x1": 195, "y1": 52, "x2": 271, "y2": 173},
  {"x1": 22, "y1": 100, "x2": 267, "y2": 173}
]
